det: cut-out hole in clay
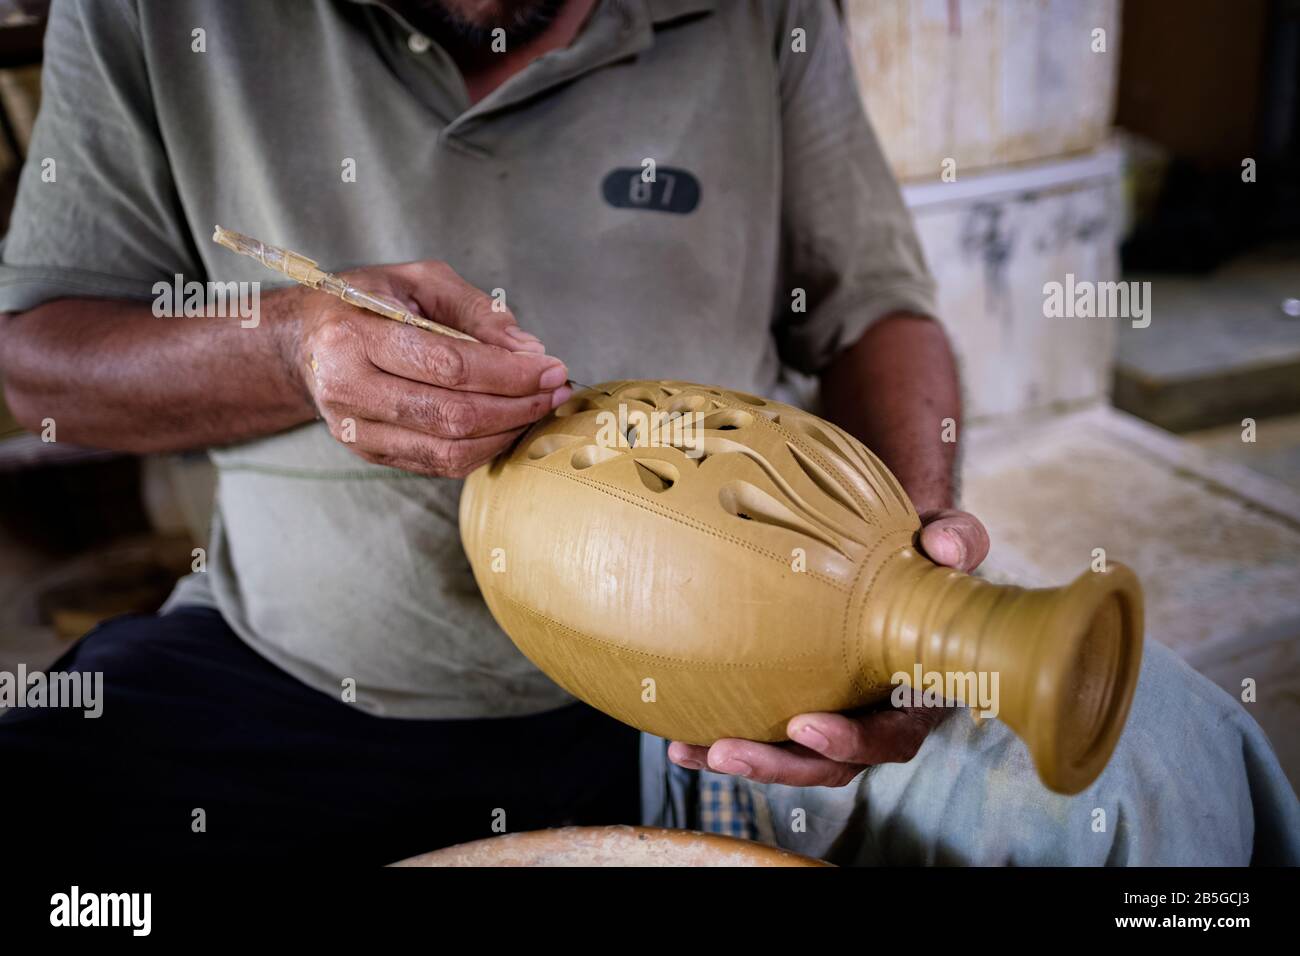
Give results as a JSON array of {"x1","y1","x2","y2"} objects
[
  {"x1": 633, "y1": 458, "x2": 678, "y2": 493},
  {"x1": 702, "y1": 409, "x2": 754, "y2": 431},
  {"x1": 784, "y1": 417, "x2": 843, "y2": 457},
  {"x1": 617, "y1": 386, "x2": 661, "y2": 406},
  {"x1": 725, "y1": 390, "x2": 767, "y2": 406},
  {"x1": 667, "y1": 394, "x2": 710, "y2": 414},
  {"x1": 787, "y1": 442, "x2": 867, "y2": 521},
  {"x1": 554, "y1": 396, "x2": 604, "y2": 418},
  {"x1": 526, "y1": 434, "x2": 585, "y2": 460},
  {"x1": 571, "y1": 445, "x2": 622, "y2": 469},
  {"x1": 718, "y1": 480, "x2": 843, "y2": 551}
]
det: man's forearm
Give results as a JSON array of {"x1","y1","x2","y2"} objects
[
  {"x1": 819, "y1": 312, "x2": 960, "y2": 513},
  {"x1": 0, "y1": 287, "x2": 314, "y2": 452}
]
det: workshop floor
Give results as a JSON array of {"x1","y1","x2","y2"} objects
[{"x1": 1183, "y1": 412, "x2": 1300, "y2": 496}]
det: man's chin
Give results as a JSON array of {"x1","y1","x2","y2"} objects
[{"x1": 415, "y1": 0, "x2": 568, "y2": 47}]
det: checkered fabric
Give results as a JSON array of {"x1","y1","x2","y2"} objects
[{"x1": 697, "y1": 771, "x2": 758, "y2": 840}]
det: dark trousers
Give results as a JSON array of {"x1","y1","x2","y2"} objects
[{"x1": 0, "y1": 607, "x2": 639, "y2": 865}]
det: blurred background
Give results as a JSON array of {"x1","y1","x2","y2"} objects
[{"x1": 1, "y1": 0, "x2": 1297, "y2": 788}]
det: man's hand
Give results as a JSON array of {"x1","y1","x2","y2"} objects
[
  {"x1": 667, "y1": 507, "x2": 990, "y2": 787},
  {"x1": 292, "y1": 260, "x2": 571, "y2": 478}
]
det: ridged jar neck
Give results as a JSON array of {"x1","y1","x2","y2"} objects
[{"x1": 860, "y1": 548, "x2": 1144, "y2": 795}]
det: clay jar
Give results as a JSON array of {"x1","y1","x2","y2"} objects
[{"x1": 460, "y1": 381, "x2": 1143, "y2": 794}]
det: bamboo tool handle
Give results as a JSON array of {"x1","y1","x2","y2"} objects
[{"x1": 211, "y1": 225, "x2": 597, "y2": 391}]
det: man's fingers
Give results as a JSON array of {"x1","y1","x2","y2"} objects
[
  {"x1": 788, "y1": 708, "x2": 944, "y2": 766},
  {"x1": 670, "y1": 739, "x2": 858, "y2": 788},
  {"x1": 388, "y1": 260, "x2": 546, "y2": 354},
  {"x1": 917, "y1": 508, "x2": 990, "y2": 572},
  {"x1": 670, "y1": 704, "x2": 947, "y2": 788},
  {"x1": 359, "y1": 318, "x2": 568, "y2": 397},
  {"x1": 704, "y1": 738, "x2": 865, "y2": 788},
  {"x1": 326, "y1": 368, "x2": 570, "y2": 438},
  {"x1": 667, "y1": 741, "x2": 710, "y2": 771},
  {"x1": 331, "y1": 417, "x2": 525, "y2": 478}
]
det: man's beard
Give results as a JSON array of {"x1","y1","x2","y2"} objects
[{"x1": 409, "y1": 0, "x2": 569, "y2": 49}]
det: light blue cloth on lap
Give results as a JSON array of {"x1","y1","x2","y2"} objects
[{"x1": 641, "y1": 640, "x2": 1300, "y2": 865}]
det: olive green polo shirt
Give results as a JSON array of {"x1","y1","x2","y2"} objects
[{"x1": 0, "y1": 0, "x2": 936, "y2": 717}]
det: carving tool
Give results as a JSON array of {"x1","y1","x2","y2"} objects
[{"x1": 211, "y1": 226, "x2": 603, "y2": 394}]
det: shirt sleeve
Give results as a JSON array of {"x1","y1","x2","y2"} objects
[
  {"x1": 771, "y1": 0, "x2": 938, "y2": 375},
  {"x1": 0, "y1": 0, "x2": 201, "y2": 313}
]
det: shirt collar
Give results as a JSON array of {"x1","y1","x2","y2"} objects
[
  {"x1": 347, "y1": 0, "x2": 718, "y2": 147},
  {"x1": 645, "y1": 0, "x2": 717, "y2": 23},
  {"x1": 345, "y1": 0, "x2": 717, "y2": 27}
]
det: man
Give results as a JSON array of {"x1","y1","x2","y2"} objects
[{"x1": 1, "y1": 0, "x2": 1295, "y2": 866}]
